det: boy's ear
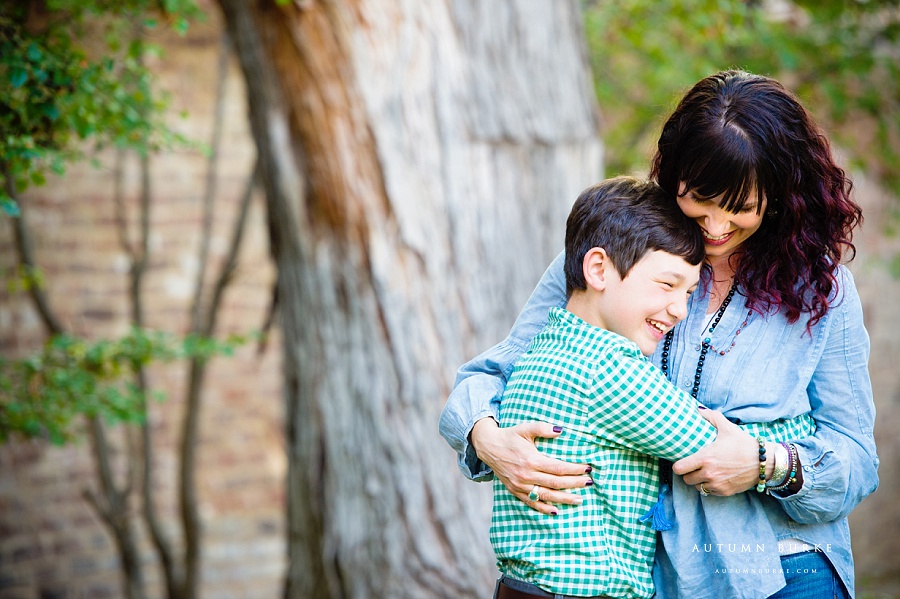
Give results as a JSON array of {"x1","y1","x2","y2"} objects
[{"x1": 583, "y1": 247, "x2": 609, "y2": 291}]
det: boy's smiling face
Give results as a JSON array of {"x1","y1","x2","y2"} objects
[{"x1": 595, "y1": 250, "x2": 701, "y2": 355}]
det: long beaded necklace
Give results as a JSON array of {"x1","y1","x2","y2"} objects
[
  {"x1": 656, "y1": 283, "x2": 739, "y2": 489},
  {"x1": 660, "y1": 283, "x2": 736, "y2": 398},
  {"x1": 657, "y1": 282, "x2": 751, "y2": 492}
]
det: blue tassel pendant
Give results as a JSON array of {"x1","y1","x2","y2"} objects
[{"x1": 638, "y1": 483, "x2": 674, "y2": 531}]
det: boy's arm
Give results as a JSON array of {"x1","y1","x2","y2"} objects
[{"x1": 587, "y1": 351, "x2": 717, "y2": 461}]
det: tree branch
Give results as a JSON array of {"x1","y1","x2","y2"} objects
[
  {"x1": 113, "y1": 149, "x2": 138, "y2": 262},
  {"x1": 178, "y1": 31, "x2": 240, "y2": 599},
  {"x1": 129, "y1": 156, "x2": 182, "y2": 599},
  {"x1": 204, "y1": 158, "x2": 259, "y2": 336},
  {"x1": 85, "y1": 416, "x2": 148, "y2": 599},
  {"x1": 190, "y1": 33, "x2": 232, "y2": 330},
  {"x1": 1, "y1": 161, "x2": 65, "y2": 336}
]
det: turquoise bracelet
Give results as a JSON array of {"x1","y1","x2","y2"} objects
[
  {"x1": 755, "y1": 438, "x2": 767, "y2": 493},
  {"x1": 768, "y1": 443, "x2": 798, "y2": 494}
]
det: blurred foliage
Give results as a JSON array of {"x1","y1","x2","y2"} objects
[
  {"x1": 0, "y1": 0, "x2": 203, "y2": 216},
  {"x1": 0, "y1": 0, "x2": 245, "y2": 448},
  {"x1": 0, "y1": 328, "x2": 250, "y2": 445},
  {"x1": 583, "y1": 0, "x2": 900, "y2": 195}
]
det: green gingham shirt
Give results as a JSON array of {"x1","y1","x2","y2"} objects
[{"x1": 491, "y1": 308, "x2": 718, "y2": 598}]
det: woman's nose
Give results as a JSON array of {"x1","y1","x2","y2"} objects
[{"x1": 703, "y1": 209, "x2": 731, "y2": 235}]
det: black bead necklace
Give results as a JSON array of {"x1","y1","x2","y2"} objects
[{"x1": 661, "y1": 283, "x2": 737, "y2": 398}]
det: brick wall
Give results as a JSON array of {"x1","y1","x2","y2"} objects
[{"x1": 0, "y1": 13, "x2": 286, "y2": 599}]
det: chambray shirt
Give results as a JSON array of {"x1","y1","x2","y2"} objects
[
  {"x1": 439, "y1": 252, "x2": 879, "y2": 599},
  {"x1": 493, "y1": 308, "x2": 717, "y2": 598}
]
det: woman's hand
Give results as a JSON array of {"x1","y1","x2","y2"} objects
[
  {"x1": 672, "y1": 409, "x2": 763, "y2": 496},
  {"x1": 470, "y1": 417, "x2": 593, "y2": 515}
]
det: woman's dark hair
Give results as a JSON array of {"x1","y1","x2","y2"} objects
[
  {"x1": 650, "y1": 70, "x2": 862, "y2": 328},
  {"x1": 564, "y1": 176, "x2": 706, "y2": 296}
]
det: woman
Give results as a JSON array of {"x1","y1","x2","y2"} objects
[{"x1": 439, "y1": 70, "x2": 878, "y2": 598}]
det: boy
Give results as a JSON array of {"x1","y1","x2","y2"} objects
[{"x1": 491, "y1": 177, "x2": 719, "y2": 599}]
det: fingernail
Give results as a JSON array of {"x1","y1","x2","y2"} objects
[
  {"x1": 584, "y1": 466, "x2": 593, "y2": 474},
  {"x1": 552, "y1": 425, "x2": 563, "y2": 433},
  {"x1": 585, "y1": 479, "x2": 593, "y2": 487},
  {"x1": 698, "y1": 405, "x2": 708, "y2": 410},
  {"x1": 551, "y1": 510, "x2": 558, "y2": 516}
]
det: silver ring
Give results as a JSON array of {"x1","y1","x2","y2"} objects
[
  {"x1": 699, "y1": 483, "x2": 710, "y2": 497},
  {"x1": 528, "y1": 484, "x2": 541, "y2": 502}
]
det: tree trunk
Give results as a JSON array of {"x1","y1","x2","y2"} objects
[{"x1": 217, "y1": 1, "x2": 602, "y2": 597}]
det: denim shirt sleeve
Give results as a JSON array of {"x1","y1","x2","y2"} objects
[
  {"x1": 773, "y1": 266, "x2": 879, "y2": 522},
  {"x1": 438, "y1": 251, "x2": 568, "y2": 480}
]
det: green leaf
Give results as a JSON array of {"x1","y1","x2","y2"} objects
[
  {"x1": 26, "y1": 43, "x2": 42, "y2": 62},
  {"x1": 40, "y1": 103, "x2": 61, "y2": 121},
  {"x1": 1, "y1": 197, "x2": 20, "y2": 217},
  {"x1": 10, "y1": 67, "x2": 28, "y2": 88},
  {"x1": 173, "y1": 18, "x2": 187, "y2": 35}
]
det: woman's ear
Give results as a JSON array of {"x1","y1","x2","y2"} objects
[
  {"x1": 678, "y1": 181, "x2": 688, "y2": 196},
  {"x1": 583, "y1": 247, "x2": 608, "y2": 291}
]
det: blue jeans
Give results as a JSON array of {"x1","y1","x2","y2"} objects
[{"x1": 767, "y1": 551, "x2": 850, "y2": 599}]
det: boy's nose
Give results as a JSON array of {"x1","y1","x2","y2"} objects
[{"x1": 669, "y1": 295, "x2": 689, "y2": 321}]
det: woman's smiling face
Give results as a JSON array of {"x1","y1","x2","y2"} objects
[{"x1": 676, "y1": 183, "x2": 767, "y2": 260}]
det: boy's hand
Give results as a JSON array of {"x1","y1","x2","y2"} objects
[
  {"x1": 470, "y1": 418, "x2": 591, "y2": 514},
  {"x1": 672, "y1": 409, "x2": 759, "y2": 496}
]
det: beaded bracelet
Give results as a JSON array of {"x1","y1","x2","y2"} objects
[
  {"x1": 766, "y1": 442, "x2": 790, "y2": 489},
  {"x1": 755, "y1": 438, "x2": 767, "y2": 493},
  {"x1": 768, "y1": 443, "x2": 799, "y2": 494}
]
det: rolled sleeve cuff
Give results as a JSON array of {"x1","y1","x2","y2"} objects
[
  {"x1": 462, "y1": 408, "x2": 497, "y2": 481},
  {"x1": 439, "y1": 373, "x2": 506, "y2": 481},
  {"x1": 772, "y1": 438, "x2": 860, "y2": 523}
]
